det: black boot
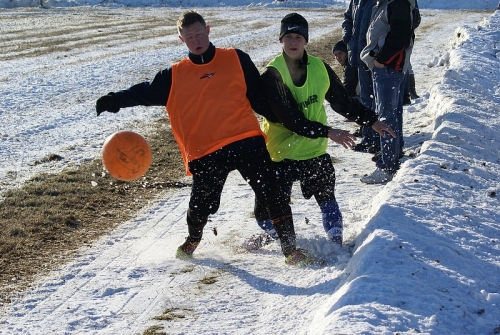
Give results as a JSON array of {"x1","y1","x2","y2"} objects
[
  {"x1": 409, "y1": 73, "x2": 420, "y2": 99},
  {"x1": 176, "y1": 209, "x2": 207, "y2": 259},
  {"x1": 271, "y1": 214, "x2": 297, "y2": 257},
  {"x1": 186, "y1": 208, "x2": 207, "y2": 241}
]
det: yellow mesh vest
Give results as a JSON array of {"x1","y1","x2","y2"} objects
[{"x1": 263, "y1": 54, "x2": 329, "y2": 162}]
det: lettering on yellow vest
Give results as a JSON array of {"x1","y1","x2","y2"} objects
[{"x1": 297, "y1": 94, "x2": 319, "y2": 110}]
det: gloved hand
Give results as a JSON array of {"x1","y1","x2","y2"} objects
[{"x1": 96, "y1": 94, "x2": 117, "y2": 116}]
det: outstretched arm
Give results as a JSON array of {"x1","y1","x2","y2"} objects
[
  {"x1": 96, "y1": 69, "x2": 171, "y2": 115},
  {"x1": 323, "y1": 63, "x2": 395, "y2": 139},
  {"x1": 260, "y1": 67, "x2": 331, "y2": 139}
]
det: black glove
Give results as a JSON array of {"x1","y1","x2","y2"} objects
[{"x1": 96, "y1": 94, "x2": 118, "y2": 116}]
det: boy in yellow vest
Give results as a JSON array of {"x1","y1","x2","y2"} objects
[
  {"x1": 96, "y1": 11, "x2": 313, "y2": 265},
  {"x1": 247, "y1": 13, "x2": 395, "y2": 249}
]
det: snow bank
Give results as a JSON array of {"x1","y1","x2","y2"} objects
[{"x1": 311, "y1": 11, "x2": 500, "y2": 334}]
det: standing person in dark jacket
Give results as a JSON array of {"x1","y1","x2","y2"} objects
[
  {"x1": 332, "y1": 40, "x2": 358, "y2": 97},
  {"x1": 95, "y1": 10, "x2": 313, "y2": 266},
  {"x1": 342, "y1": 0, "x2": 380, "y2": 154},
  {"x1": 245, "y1": 13, "x2": 395, "y2": 249},
  {"x1": 361, "y1": 0, "x2": 416, "y2": 184},
  {"x1": 332, "y1": 39, "x2": 362, "y2": 136}
]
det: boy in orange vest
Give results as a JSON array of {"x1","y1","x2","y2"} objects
[{"x1": 96, "y1": 11, "x2": 312, "y2": 265}]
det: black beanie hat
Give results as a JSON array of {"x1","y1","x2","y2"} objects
[
  {"x1": 332, "y1": 40, "x2": 348, "y2": 54},
  {"x1": 279, "y1": 13, "x2": 309, "y2": 42}
]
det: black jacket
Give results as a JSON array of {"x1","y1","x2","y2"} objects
[{"x1": 343, "y1": 61, "x2": 359, "y2": 97}]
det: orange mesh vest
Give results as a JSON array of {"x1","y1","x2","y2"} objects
[{"x1": 166, "y1": 48, "x2": 264, "y2": 175}]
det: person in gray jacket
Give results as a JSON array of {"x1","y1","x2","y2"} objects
[{"x1": 360, "y1": 0, "x2": 416, "y2": 184}]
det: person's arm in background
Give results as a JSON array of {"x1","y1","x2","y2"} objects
[
  {"x1": 342, "y1": 0, "x2": 354, "y2": 44},
  {"x1": 343, "y1": 63, "x2": 359, "y2": 97},
  {"x1": 374, "y1": 0, "x2": 413, "y2": 70}
]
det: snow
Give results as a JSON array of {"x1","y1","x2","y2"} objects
[{"x1": 1, "y1": 0, "x2": 500, "y2": 334}]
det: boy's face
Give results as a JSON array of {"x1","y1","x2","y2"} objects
[
  {"x1": 333, "y1": 50, "x2": 347, "y2": 66},
  {"x1": 179, "y1": 21, "x2": 211, "y2": 55},
  {"x1": 280, "y1": 33, "x2": 307, "y2": 60}
]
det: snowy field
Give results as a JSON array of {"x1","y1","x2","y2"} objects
[{"x1": 1, "y1": 0, "x2": 499, "y2": 334}]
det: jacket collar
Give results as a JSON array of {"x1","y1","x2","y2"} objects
[{"x1": 188, "y1": 43, "x2": 216, "y2": 64}]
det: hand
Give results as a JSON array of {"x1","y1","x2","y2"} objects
[
  {"x1": 371, "y1": 120, "x2": 396, "y2": 139},
  {"x1": 327, "y1": 128, "x2": 357, "y2": 149},
  {"x1": 96, "y1": 95, "x2": 116, "y2": 116}
]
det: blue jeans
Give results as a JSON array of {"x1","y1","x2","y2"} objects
[
  {"x1": 358, "y1": 64, "x2": 379, "y2": 147},
  {"x1": 372, "y1": 66, "x2": 405, "y2": 174}
]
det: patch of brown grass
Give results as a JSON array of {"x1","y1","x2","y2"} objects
[
  {"x1": 143, "y1": 325, "x2": 167, "y2": 335},
  {"x1": 152, "y1": 307, "x2": 192, "y2": 321},
  {"x1": 0, "y1": 116, "x2": 187, "y2": 304}
]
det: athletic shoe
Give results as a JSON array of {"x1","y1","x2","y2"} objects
[
  {"x1": 285, "y1": 249, "x2": 315, "y2": 266},
  {"x1": 242, "y1": 233, "x2": 275, "y2": 251},
  {"x1": 360, "y1": 168, "x2": 394, "y2": 184},
  {"x1": 176, "y1": 236, "x2": 200, "y2": 259}
]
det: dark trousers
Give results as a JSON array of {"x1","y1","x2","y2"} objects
[
  {"x1": 187, "y1": 144, "x2": 296, "y2": 256},
  {"x1": 254, "y1": 153, "x2": 337, "y2": 222}
]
